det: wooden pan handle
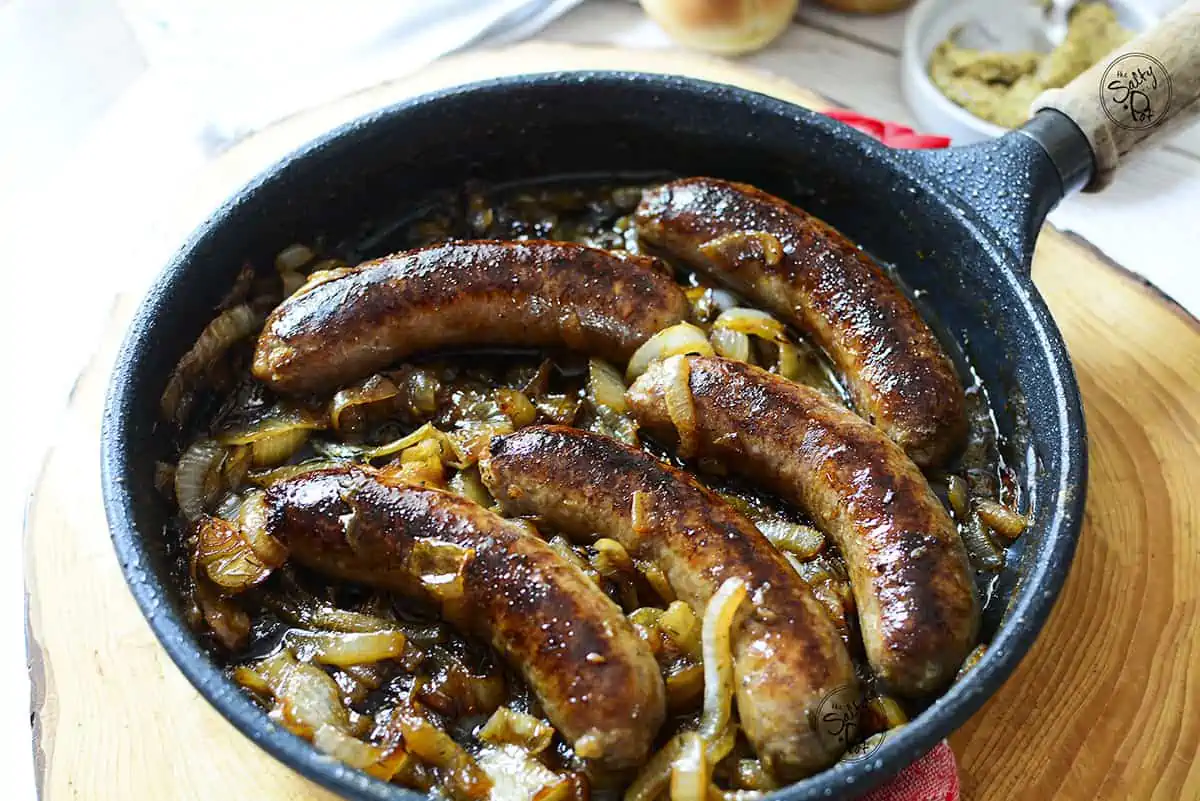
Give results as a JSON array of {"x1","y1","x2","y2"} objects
[{"x1": 1033, "y1": 0, "x2": 1200, "y2": 191}]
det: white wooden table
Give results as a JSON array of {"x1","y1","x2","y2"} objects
[{"x1": 3, "y1": 1, "x2": 1198, "y2": 798}]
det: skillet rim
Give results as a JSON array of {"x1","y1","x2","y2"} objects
[{"x1": 100, "y1": 71, "x2": 1087, "y2": 801}]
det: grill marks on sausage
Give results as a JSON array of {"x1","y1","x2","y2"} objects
[
  {"x1": 254, "y1": 240, "x2": 689, "y2": 393},
  {"x1": 628, "y1": 357, "x2": 978, "y2": 696},
  {"x1": 263, "y1": 467, "x2": 666, "y2": 768},
  {"x1": 633, "y1": 177, "x2": 967, "y2": 467}
]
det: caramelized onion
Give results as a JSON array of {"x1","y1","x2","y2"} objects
[
  {"x1": 710, "y1": 327, "x2": 752, "y2": 363},
  {"x1": 626, "y1": 322, "x2": 714, "y2": 381},
  {"x1": 658, "y1": 601, "x2": 701, "y2": 660},
  {"x1": 711, "y1": 307, "x2": 787, "y2": 343},
  {"x1": 274, "y1": 243, "x2": 315, "y2": 273},
  {"x1": 698, "y1": 231, "x2": 783, "y2": 267},
  {"x1": 698, "y1": 578, "x2": 746, "y2": 741},
  {"x1": 395, "y1": 709, "x2": 493, "y2": 801},
  {"x1": 409, "y1": 540, "x2": 474, "y2": 603},
  {"x1": 755, "y1": 519, "x2": 825, "y2": 559},
  {"x1": 331, "y1": 374, "x2": 400, "y2": 434},
  {"x1": 663, "y1": 356, "x2": 698, "y2": 459},
  {"x1": 175, "y1": 440, "x2": 227, "y2": 521},
  {"x1": 587, "y1": 359, "x2": 629, "y2": 413},
  {"x1": 284, "y1": 629, "x2": 407, "y2": 667},
  {"x1": 161, "y1": 304, "x2": 262, "y2": 424},
  {"x1": 977, "y1": 498, "x2": 1028, "y2": 540},
  {"x1": 366, "y1": 423, "x2": 452, "y2": 462},
  {"x1": 477, "y1": 707, "x2": 555, "y2": 753},
  {"x1": 195, "y1": 515, "x2": 272, "y2": 592},
  {"x1": 216, "y1": 403, "x2": 328, "y2": 446},
  {"x1": 670, "y1": 732, "x2": 708, "y2": 801},
  {"x1": 448, "y1": 467, "x2": 493, "y2": 507}
]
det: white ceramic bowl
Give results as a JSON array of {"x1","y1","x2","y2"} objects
[{"x1": 901, "y1": 0, "x2": 1159, "y2": 143}]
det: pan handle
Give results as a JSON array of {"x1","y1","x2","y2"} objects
[{"x1": 1032, "y1": 0, "x2": 1200, "y2": 191}]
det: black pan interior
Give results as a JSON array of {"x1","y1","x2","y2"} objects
[{"x1": 102, "y1": 73, "x2": 1086, "y2": 801}]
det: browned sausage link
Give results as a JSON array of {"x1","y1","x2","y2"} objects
[
  {"x1": 263, "y1": 466, "x2": 666, "y2": 768},
  {"x1": 627, "y1": 356, "x2": 979, "y2": 696},
  {"x1": 479, "y1": 426, "x2": 860, "y2": 779},
  {"x1": 633, "y1": 177, "x2": 967, "y2": 467},
  {"x1": 253, "y1": 240, "x2": 689, "y2": 394}
]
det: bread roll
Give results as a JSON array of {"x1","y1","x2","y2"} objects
[
  {"x1": 815, "y1": 0, "x2": 911, "y2": 12},
  {"x1": 639, "y1": 0, "x2": 800, "y2": 55}
]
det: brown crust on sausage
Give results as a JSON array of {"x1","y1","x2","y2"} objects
[
  {"x1": 633, "y1": 177, "x2": 967, "y2": 467},
  {"x1": 627, "y1": 356, "x2": 979, "y2": 696},
  {"x1": 479, "y1": 426, "x2": 860, "y2": 778},
  {"x1": 253, "y1": 240, "x2": 689, "y2": 394},
  {"x1": 263, "y1": 467, "x2": 665, "y2": 768}
]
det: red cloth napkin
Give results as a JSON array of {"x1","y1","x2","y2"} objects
[
  {"x1": 860, "y1": 741, "x2": 960, "y2": 801},
  {"x1": 817, "y1": 109, "x2": 958, "y2": 801},
  {"x1": 822, "y1": 109, "x2": 952, "y2": 149}
]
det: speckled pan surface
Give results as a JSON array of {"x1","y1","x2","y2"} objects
[{"x1": 101, "y1": 73, "x2": 1087, "y2": 801}]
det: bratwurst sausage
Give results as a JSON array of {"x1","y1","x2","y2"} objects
[
  {"x1": 627, "y1": 356, "x2": 978, "y2": 696},
  {"x1": 634, "y1": 177, "x2": 966, "y2": 467},
  {"x1": 479, "y1": 426, "x2": 860, "y2": 779},
  {"x1": 263, "y1": 466, "x2": 666, "y2": 768},
  {"x1": 253, "y1": 240, "x2": 689, "y2": 394}
]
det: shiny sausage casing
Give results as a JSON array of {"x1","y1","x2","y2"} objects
[
  {"x1": 262, "y1": 466, "x2": 666, "y2": 768},
  {"x1": 627, "y1": 356, "x2": 979, "y2": 696},
  {"x1": 479, "y1": 425, "x2": 860, "y2": 779},
  {"x1": 634, "y1": 177, "x2": 966, "y2": 467},
  {"x1": 253, "y1": 240, "x2": 689, "y2": 394}
]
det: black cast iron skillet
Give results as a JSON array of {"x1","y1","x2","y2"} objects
[{"x1": 101, "y1": 8, "x2": 1200, "y2": 800}]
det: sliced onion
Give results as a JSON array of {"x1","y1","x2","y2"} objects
[
  {"x1": 659, "y1": 601, "x2": 701, "y2": 659},
  {"x1": 215, "y1": 403, "x2": 328, "y2": 446},
  {"x1": 313, "y1": 723, "x2": 390, "y2": 770},
  {"x1": 285, "y1": 629, "x2": 407, "y2": 667},
  {"x1": 590, "y1": 538, "x2": 634, "y2": 577},
  {"x1": 446, "y1": 421, "x2": 512, "y2": 468},
  {"x1": 495, "y1": 388, "x2": 537, "y2": 428},
  {"x1": 268, "y1": 652, "x2": 354, "y2": 739},
  {"x1": 251, "y1": 428, "x2": 310, "y2": 467},
  {"x1": 395, "y1": 709, "x2": 493, "y2": 801},
  {"x1": 635, "y1": 559, "x2": 676, "y2": 603},
  {"x1": 535, "y1": 395, "x2": 581, "y2": 425},
  {"x1": 977, "y1": 498, "x2": 1028, "y2": 540},
  {"x1": 222, "y1": 445, "x2": 253, "y2": 489},
  {"x1": 587, "y1": 359, "x2": 629, "y2": 413},
  {"x1": 365, "y1": 423, "x2": 452, "y2": 462},
  {"x1": 266, "y1": 585, "x2": 434, "y2": 638},
  {"x1": 331, "y1": 374, "x2": 400, "y2": 434},
  {"x1": 946, "y1": 475, "x2": 970, "y2": 519},
  {"x1": 280, "y1": 270, "x2": 306, "y2": 297},
  {"x1": 161, "y1": 304, "x2": 262, "y2": 424},
  {"x1": 956, "y1": 643, "x2": 987, "y2": 681},
  {"x1": 735, "y1": 760, "x2": 778, "y2": 791},
  {"x1": 377, "y1": 456, "x2": 445, "y2": 489},
  {"x1": 698, "y1": 231, "x2": 784, "y2": 267},
  {"x1": 587, "y1": 405, "x2": 639, "y2": 446},
  {"x1": 275, "y1": 243, "x2": 315, "y2": 273},
  {"x1": 294, "y1": 266, "x2": 356, "y2": 297},
  {"x1": 669, "y1": 732, "x2": 708, "y2": 801},
  {"x1": 477, "y1": 707, "x2": 555, "y2": 753},
  {"x1": 196, "y1": 515, "x2": 272, "y2": 592},
  {"x1": 246, "y1": 459, "x2": 343, "y2": 488},
  {"x1": 475, "y1": 745, "x2": 561, "y2": 801},
  {"x1": 626, "y1": 736, "x2": 683, "y2": 801},
  {"x1": 698, "y1": 578, "x2": 746, "y2": 741},
  {"x1": 175, "y1": 439, "x2": 227, "y2": 521},
  {"x1": 663, "y1": 356, "x2": 699, "y2": 459},
  {"x1": 711, "y1": 307, "x2": 787, "y2": 343},
  {"x1": 756, "y1": 519, "x2": 825, "y2": 559},
  {"x1": 865, "y1": 695, "x2": 908, "y2": 730},
  {"x1": 238, "y1": 490, "x2": 289, "y2": 566},
  {"x1": 409, "y1": 539, "x2": 474, "y2": 602},
  {"x1": 626, "y1": 322, "x2": 714, "y2": 381},
  {"x1": 710, "y1": 327, "x2": 752, "y2": 363},
  {"x1": 448, "y1": 467, "x2": 493, "y2": 507},
  {"x1": 775, "y1": 342, "x2": 804, "y2": 381}
]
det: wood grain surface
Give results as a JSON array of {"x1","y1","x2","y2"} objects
[{"x1": 25, "y1": 44, "x2": 1200, "y2": 801}]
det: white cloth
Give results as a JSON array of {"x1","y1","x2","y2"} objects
[{"x1": 118, "y1": 0, "x2": 585, "y2": 146}]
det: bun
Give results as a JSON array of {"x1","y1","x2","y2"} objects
[
  {"x1": 814, "y1": 0, "x2": 910, "y2": 12},
  {"x1": 639, "y1": 0, "x2": 800, "y2": 55}
]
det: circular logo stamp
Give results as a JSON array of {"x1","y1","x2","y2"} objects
[
  {"x1": 814, "y1": 686, "x2": 886, "y2": 763},
  {"x1": 1100, "y1": 52, "x2": 1172, "y2": 130}
]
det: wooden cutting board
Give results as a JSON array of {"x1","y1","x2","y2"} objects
[{"x1": 25, "y1": 44, "x2": 1200, "y2": 801}]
